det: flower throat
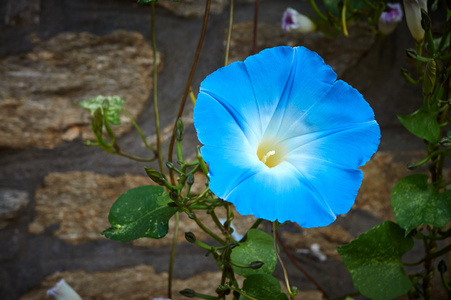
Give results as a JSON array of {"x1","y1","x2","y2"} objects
[{"x1": 257, "y1": 140, "x2": 286, "y2": 168}]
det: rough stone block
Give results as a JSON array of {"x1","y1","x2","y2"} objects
[
  {"x1": 228, "y1": 22, "x2": 375, "y2": 77},
  {"x1": 0, "y1": 30, "x2": 162, "y2": 149}
]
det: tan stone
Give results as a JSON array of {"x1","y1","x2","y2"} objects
[
  {"x1": 228, "y1": 22, "x2": 375, "y2": 77},
  {"x1": 355, "y1": 151, "x2": 426, "y2": 220},
  {"x1": 0, "y1": 30, "x2": 162, "y2": 149},
  {"x1": 19, "y1": 265, "x2": 220, "y2": 300},
  {"x1": 29, "y1": 172, "x2": 150, "y2": 243},
  {"x1": 19, "y1": 265, "x2": 311, "y2": 300},
  {"x1": 297, "y1": 290, "x2": 323, "y2": 300},
  {"x1": 29, "y1": 171, "x2": 255, "y2": 246}
]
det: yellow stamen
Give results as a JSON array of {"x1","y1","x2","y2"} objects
[
  {"x1": 261, "y1": 150, "x2": 276, "y2": 164},
  {"x1": 257, "y1": 139, "x2": 286, "y2": 168}
]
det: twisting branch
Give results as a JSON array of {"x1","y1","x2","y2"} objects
[{"x1": 168, "y1": 0, "x2": 211, "y2": 184}]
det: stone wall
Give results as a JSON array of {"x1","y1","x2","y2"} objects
[{"x1": 1, "y1": 0, "x2": 447, "y2": 299}]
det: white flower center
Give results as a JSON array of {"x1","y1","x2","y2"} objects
[{"x1": 260, "y1": 150, "x2": 276, "y2": 164}]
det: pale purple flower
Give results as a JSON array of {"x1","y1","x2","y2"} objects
[
  {"x1": 282, "y1": 8, "x2": 316, "y2": 33},
  {"x1": 378, "y1": 3, "x2": 403, "y2": 35},
  {"x1": 47, "y1": 279, "x2": 82, "y2": 300}
]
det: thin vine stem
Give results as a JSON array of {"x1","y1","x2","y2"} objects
[
  {"x1": 112, "y1": 143, "x2": 156, "y2": 162},
  {"x1": 122, "y1": 110, "x2": 155, "y2": 152},
  {"x1": 224, "y1": 0, "x2": 234, "y2": 66},
  {"x1": 252, "y1": 0, "x2": 260, "y2": 55},
  {"x1": 341, "y1": 0, "x2": 349, "y2": 37},
  {"x1": 150, "y1": 2, "x2": 164, "y2": 174},
  {"x1": 191, "y1": 211, "x2": 226, "y2": 245},
  {"x1": 276, "y1": 233, "x2": 331, "y2": 300},
  {"x1": 168, "y1": 211, "x2": 179, "y2": 298},
  {"x1": 168, "y1": 0, "x2": 211, "y2": 183},
  {"x1": 273, "y1": 222, "x2": 294, "y2": 299}
]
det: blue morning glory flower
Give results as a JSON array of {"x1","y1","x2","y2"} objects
[{"x1": 193, "y1": 46, "x2": 380, "y2": 228}]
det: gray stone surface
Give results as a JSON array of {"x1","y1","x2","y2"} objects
[
  {"x1": 158, "y1": 0, "x2": 227, "y2": 17},
  {"x1": 4, "y1": 0, "x2": 41, "y2": 26},
  {"x1": 0, "y1": 0, "x2": 447, "y2": 299},
  {"x1": 0, "y1": 189, "x2": 29, "y2": 229},
  {"x1": 157, "y1": 0, "x2": 255, "y2": 18},
  {"x1": 0, "y1": 30, "x2": 161, "y2": 149}
]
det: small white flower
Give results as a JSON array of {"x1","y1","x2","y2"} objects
[
  {"x1": 403, "y1": 0, "x2": 428, "y2": 42},
  {"x1": 378, "y1": 3, "x2": 403, "y2": 35},
  {"x1": 282, "y1": 8, "x2": 316, "y2": 33},
  {"x1": 47, "y1": 279, "x2": 82, "y2": 300}
]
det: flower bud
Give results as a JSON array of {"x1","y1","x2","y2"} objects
[
  {"x1": 378, "y1": 3, "x2": 403, "y2": 35},
  {"x1": 249, "y1": 261, "x2": 264, "y2": 269},
  {"x1": 185, "y1": 232, "x2": 196, "y2": 243},
  {"x1": 187, "y1": 174, "x2": 195, "y2": 185},
  {"x1": 403, "y1": 0, "x2": 427, "y2": 42},
  {"x1": 179, "y1": 289, "x2": 195, "y2": 298},
  {"x1": 282, "y1": 8, "x2": 316, "y2": 33},
  {"x1": 47, "y1": 279, "x2": 82, "y2": 300},
  {"x1": 405, "y1": 48, "x2": 418, "y2": 59},
  {"x1": 423, "y1": 59, "x2": 436, "y2": 96},
  {"x1": 145, "y1": 167, "x2": 167, "y2": 185},
  {"x1": 420, "y1": 8, "x2": 431, "y2": 31},
  {"x1": 175, "y1": 118, "x2": 184, "y2": 141},
  {"x1": 169, "y1": 188, "x2": 179, "y2": 201}
]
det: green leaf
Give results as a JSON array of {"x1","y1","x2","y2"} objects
[
  {"x1": 391, "y1": 174, "x2": 451, "y2": 234},
  {"x1": 240, "y1": 274, "x2": 288, "y2": 300},
  {"x1": 337, "y1": 221, "x2": 414, "y2": 300},
  {"x1": 397, "y1": 107, "x2": 440, "y2": 143},
  {"x1": 80, "y1": 95, "x2": 125, "y2": 125},
  {"x1": 102, "y1": 185, "x2": 178, "y2": 242},
  {"x1": 230, "y1": 229, "x2": 277, "y2": 277}
]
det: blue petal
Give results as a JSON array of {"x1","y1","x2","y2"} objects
[
  {"x1": 194, "y1": 92, "x2": 255, "y2": 150},
  {"x1": 193, "y1": 46, "x2": 380, "y2": 228},
  {"x1": 287, "y1": 155, "x2": 364, "y2": 216},
  {"x1": 194, "y1": 92, "x2": 265, "y2": 198},
  {"x1": 281, "y1": 80, "x2": 381, "y2": 168},
  {"x1": 201, "y1": 145, "x2": 264, "y2": 200},
  {"x1": 198, "y1": 61, "x2": 265, "y2": 147},
  {"x1": 226, "y1": 162, "x2": 337, "y2": 227},
  {"x1": 285, "y1": 121, "x2": 380, "y2": 169},
  {"x1": 241, "y1": 46, "x2": 296, "y2": 131},
  {"x1": 262, "y1": 47, "x2": 337, "y2": 139}
]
